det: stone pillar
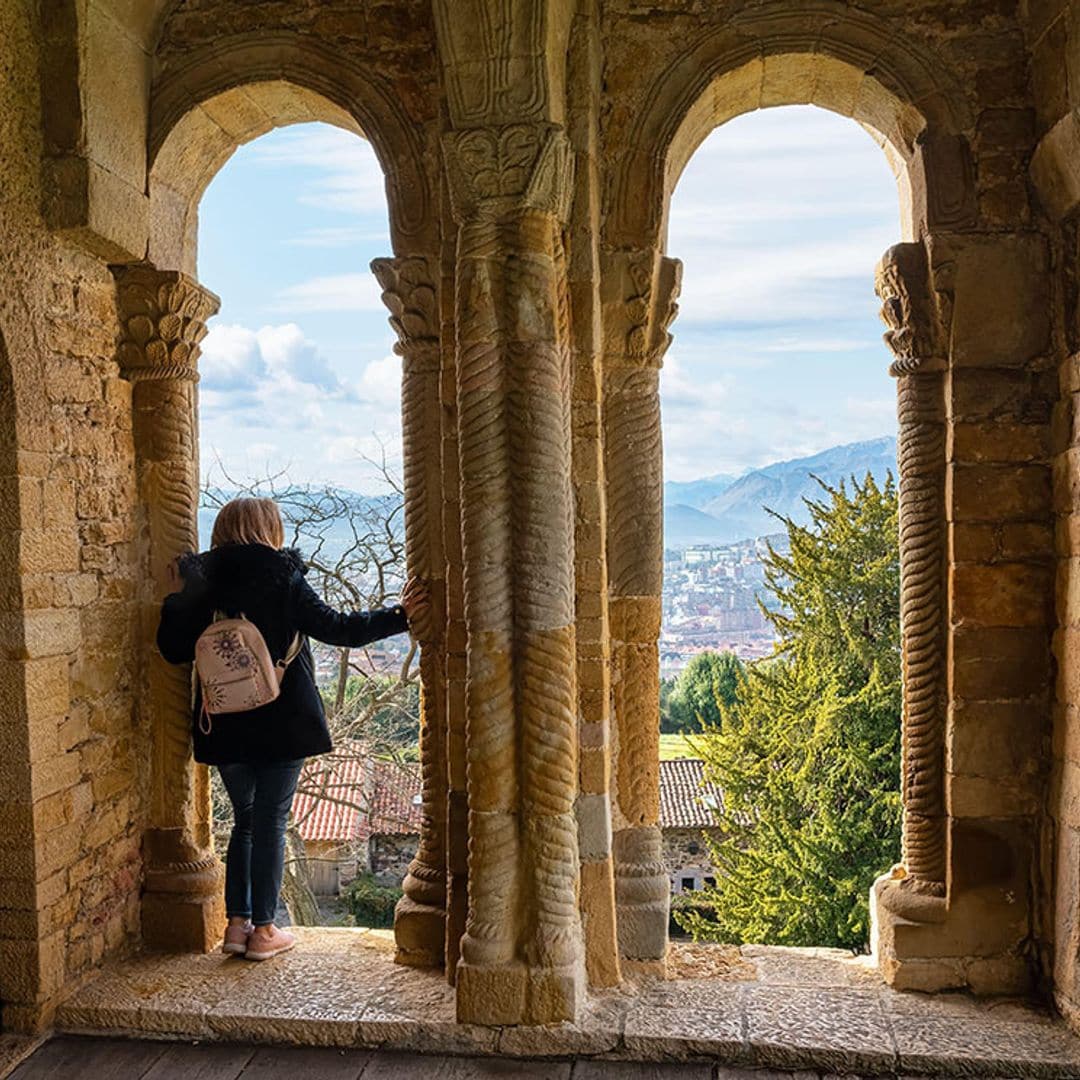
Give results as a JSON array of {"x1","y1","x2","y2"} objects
[
  {"x1": 444, "y1": 123, "x2": 584, "y2": 1025},
  {"x1": 601, "y1": 248, "x2": 681, "y2": 975},
  {"x1": 371, "y1": 256, "x2": 449, "y2": 969},
  {"x1": 113, "y1": 264, "x2": 224, "y2": 951},
  {"x1": 871, "y1": 241, "x2": 948, "y2": 926},
  {"x1": 441, "y1": 253, "x2": 470, "y2": 983}
]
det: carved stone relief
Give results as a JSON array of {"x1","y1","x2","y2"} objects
[
  {"x1": 874, "y1": 242, "x2": 948, "y2": 913},
  {"x1": 113, "y1": 264, "x2": 224, "y2": 950},
  {"x1": 372, "y1": 255, "x2": 448, "y2": 968}
]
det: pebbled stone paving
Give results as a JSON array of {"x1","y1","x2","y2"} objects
[{"x1": 50, "y1": 928, "x2": 1080, "y2": 1078}]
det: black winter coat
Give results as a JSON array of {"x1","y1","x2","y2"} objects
[{"x1": 156, "y1": 543, "x2": 410, "y2": 765}]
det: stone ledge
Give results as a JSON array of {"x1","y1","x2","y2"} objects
[{"x1": 52, "y1": 928, "x2": 1080, "y2": 1078}]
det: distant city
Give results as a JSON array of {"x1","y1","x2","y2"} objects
[
  {"x1": 661, "y1": 536, "x2": 782, "y2": 675},
  {"x1": 659, "y1": 435, "x2": 897, "y2": 670}
]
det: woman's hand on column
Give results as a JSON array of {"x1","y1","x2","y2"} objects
[{"x1": 401, "y1": 576, "x2": 431, "y2": 634}]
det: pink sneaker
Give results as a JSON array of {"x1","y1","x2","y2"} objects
[
  {"x1": 221, "y1": 922, "x2": 253, "y2": 956},
  {"x1": 245, "y1": 925, "x2": 296, "y2": 961}
]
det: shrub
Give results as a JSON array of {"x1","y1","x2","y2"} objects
[{"x1": 342, "y1": 873, "x2": 402, "y2": 928}]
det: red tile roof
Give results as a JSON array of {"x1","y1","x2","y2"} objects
[
  {"x1": 658, "y1": 758, "x2": 725, "y2": 828},
  {"x1": 369, "y1": 759, "x2": 423, "y2": 837},
  {"x1": 293, "y1": 750, "x2": 722, "y2": 841},
  {"x1": 292, "y1": 750, "x2": 367, "y2": 843},
  {"x1": 291, "y1": 745, "x2": 421, "y2": 843}
]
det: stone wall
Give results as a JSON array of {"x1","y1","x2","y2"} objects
[
  {"x1": 0, "y1": 0, "x2": 143, "y2": 1033},
  {"x1": 662, "y1": 827, "x2": 721, "y2": 893},
  {"x1": 370, "y1": 834, "x2": 419, "y2": 888}
]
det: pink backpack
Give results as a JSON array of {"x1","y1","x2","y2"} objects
[{"x1": 194, "y1": 614, "x2": 302, "y2": 733}]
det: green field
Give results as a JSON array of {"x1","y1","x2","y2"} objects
[{"x1": 659, "y1": 733, "x2": 700, "y2": 760}]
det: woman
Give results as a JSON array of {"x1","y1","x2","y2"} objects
[{"x1": 157, "y1": 496, "x2": 427, "y2": 961}]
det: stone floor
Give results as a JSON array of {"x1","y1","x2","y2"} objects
[{"x1": 49, "y1": 928, "x2": 1080, "y2": 1078}]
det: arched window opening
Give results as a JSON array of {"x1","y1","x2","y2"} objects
[
  {"x1": 187, "y1": 119, "x2": 419, "y2": 932},
  {"x1": 660, "y1": 104, "x2": 905, "y2": 952}
]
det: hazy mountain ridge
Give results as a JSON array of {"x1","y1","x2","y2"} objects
[
  {"x1": 664, "y1": 436, "x2": 897, "y2": 547},
  {"x1": 196, "y1": 437, "x2": 896, "y2": 553}
]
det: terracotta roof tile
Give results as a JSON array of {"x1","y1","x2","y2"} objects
[
  {"x1": 291, "y1": 743, "x2": 422, "y2": 843},
  {"x1": 658, "y1": 757, "x2": 725, "y2": 828},
  {"x1": 368, "y1": 759, "x2": 423, "y2": 836},
  {"x1": 293, "y1": 750, "x2": 722, "y2": 841},
  {"x1": 292, "y1": 751, "x2": 366, "y2": 843}
]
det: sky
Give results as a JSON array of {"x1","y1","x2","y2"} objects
[{"x1": 197, "y1": 105, "x2": 902, "y2": 492}]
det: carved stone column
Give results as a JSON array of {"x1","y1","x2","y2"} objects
[
  {"x1": 872, "y1": 242, "x2": 948, "y2": 923},
  {"x1": 113, "y1": 264, "x2": 224, "y2": 951},
  {"x1": 601, "y1": 249, "x2": 682, "y2": 975},
  {"x1": 371, "y1": 256, "x2": 449, "y2": 969},
  {"x1": 444, "y1": 123, "x2": 583, "y2": 1024}
]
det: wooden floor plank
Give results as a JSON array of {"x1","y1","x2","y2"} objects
[
  {"x1": 142, "y1": 1041, "x2": 256, "y2": 1080},
  {"x1": 9, "y1": 1035, "x2": 167, "y2": 1080},
  {"x1": 362, "y1": 1053, "x2": 571, "y2": 1079},
  {"x1": 239, "y1": 1045, "x2": 370, "y2": 1080},
  {"x1": 572, "y1": 1065, "x2": 714, "y2": 1080}
]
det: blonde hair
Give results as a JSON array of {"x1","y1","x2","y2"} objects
[{"x1": 210, "y1": 497, "x2": 285, "y2": 550}]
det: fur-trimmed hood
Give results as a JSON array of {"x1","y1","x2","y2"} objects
[{"x1": 178, "y1": 544, "x2": 308, "y2": 606}]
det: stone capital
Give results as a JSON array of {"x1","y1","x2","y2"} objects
[
  {"x1": 875, "y1": 242, "x2": 945, "y2": 377},
  {"x1": 112, "y1": 264, "x2": 220, "y2": 383},
  {"x1": 442, "y1": 123, "x2": 574, "y2": 225},
  {"x1": 371, "y1": 255, "x2": 440, "y2": 373},
  {"x1": 601, "y1": 248, "x2": 682, "y2": 369}
]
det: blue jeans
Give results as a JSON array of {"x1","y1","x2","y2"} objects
[{"x1": 218, "y1": 758, "x2": 305, "y2": 926}]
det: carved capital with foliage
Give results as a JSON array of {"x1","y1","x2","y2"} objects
[
  {"x1": 602, "y1": 248, "x2": 682, "y2": 369},
  {"x1": 442, "y1": 123, "x2": 574, "y2": 224},
  {"x1": 875, "y1": 242, "x2": 945, "y2": 377},
  {"x1": 113, "y1": 265, "x2": 220, "y2": 383},
  {"x1": 371, "y1": 256, "x2": 440, "y2": 373}
]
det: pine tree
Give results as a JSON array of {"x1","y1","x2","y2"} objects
[{"x1": 678, "y1": 473, "x2": 901, "y2": 952}]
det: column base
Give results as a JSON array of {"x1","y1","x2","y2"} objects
[
  {"x1": 871, "y1": 871, "x2": 959, "y2": 992},
  {"x1": 142, "y1": 828, "x2": 225, "y2": 952},
  {"x1": 455, "y1": 959, "x2": 582, "y2": 1025},
  {"x1": 871, "y1": 872, "x2": 1034, "y2": 995},
  {"x1": 142, "y1": 860, "x2": 225, "y2": 952},
  {"x1": 393, "y1": 895, "x2": 446, "y2": 969},
  {"x1": 613, "y1": 825, "x2": 670, "y2": 971}
]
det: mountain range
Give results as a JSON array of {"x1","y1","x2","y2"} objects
[
  {"x1": 663, "y1": 436, "x2": 897, "y2": 547},
  {"x1": 196, "y1": 436, "x2": 897, "y2": 553}
]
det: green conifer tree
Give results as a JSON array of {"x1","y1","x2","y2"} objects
[{"x1": 678, "y1": 473, "x2": 901, "y2": 951}]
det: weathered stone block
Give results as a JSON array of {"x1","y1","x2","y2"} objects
[
  {"x1": 948, "y1": 463, "x2": 1052, "y2": 523},
  {"x1": 951, "y1": 626, "x2": 1050, "y2": 700},
  {"x1": 950, "y1": 561, "x2": 1053, "y2": 627}
]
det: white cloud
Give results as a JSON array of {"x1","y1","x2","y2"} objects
[
  {"x1": 358, "y1": 353, "x2": 402, "y2": 409},
  {"x1": 275, "y1": 273, "x2": 385, "y2": 314},
  {"x1": 199, "y1": 323, "x2": 357, "y2": 421},
  {"x1": 288, "y1": 227, "x2": 389, "y2": 248}
]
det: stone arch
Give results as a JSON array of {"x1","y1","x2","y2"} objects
[
  {"x1": 128, "y1": 31, "x2": 448, "y2": 957},
  {"x1": 147, "y1": 34, "x2": 436, "y2": 274},
  {"x1": 605, "y1": 1, "x2": 975, "y2": 249},
  {"x1": 602, "y1": 5, "x2": 976, "y2": 982}
]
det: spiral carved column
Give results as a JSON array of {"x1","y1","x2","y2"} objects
[
  {"x1": 113, "y1": 264, "x2": 225, "y2": 951},
  {"x1": 602, "y1": 248, "x2": 682, "y2": 973},
  {"x1": 873, "y1": 242, "x2": 948, "y2": 923},
  {"x1": 372, "y1": 256, "x2": 449, "y2": 969},
  {"x1": 444, "y1": 123, "x2": 583, "y2": 1025}
]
